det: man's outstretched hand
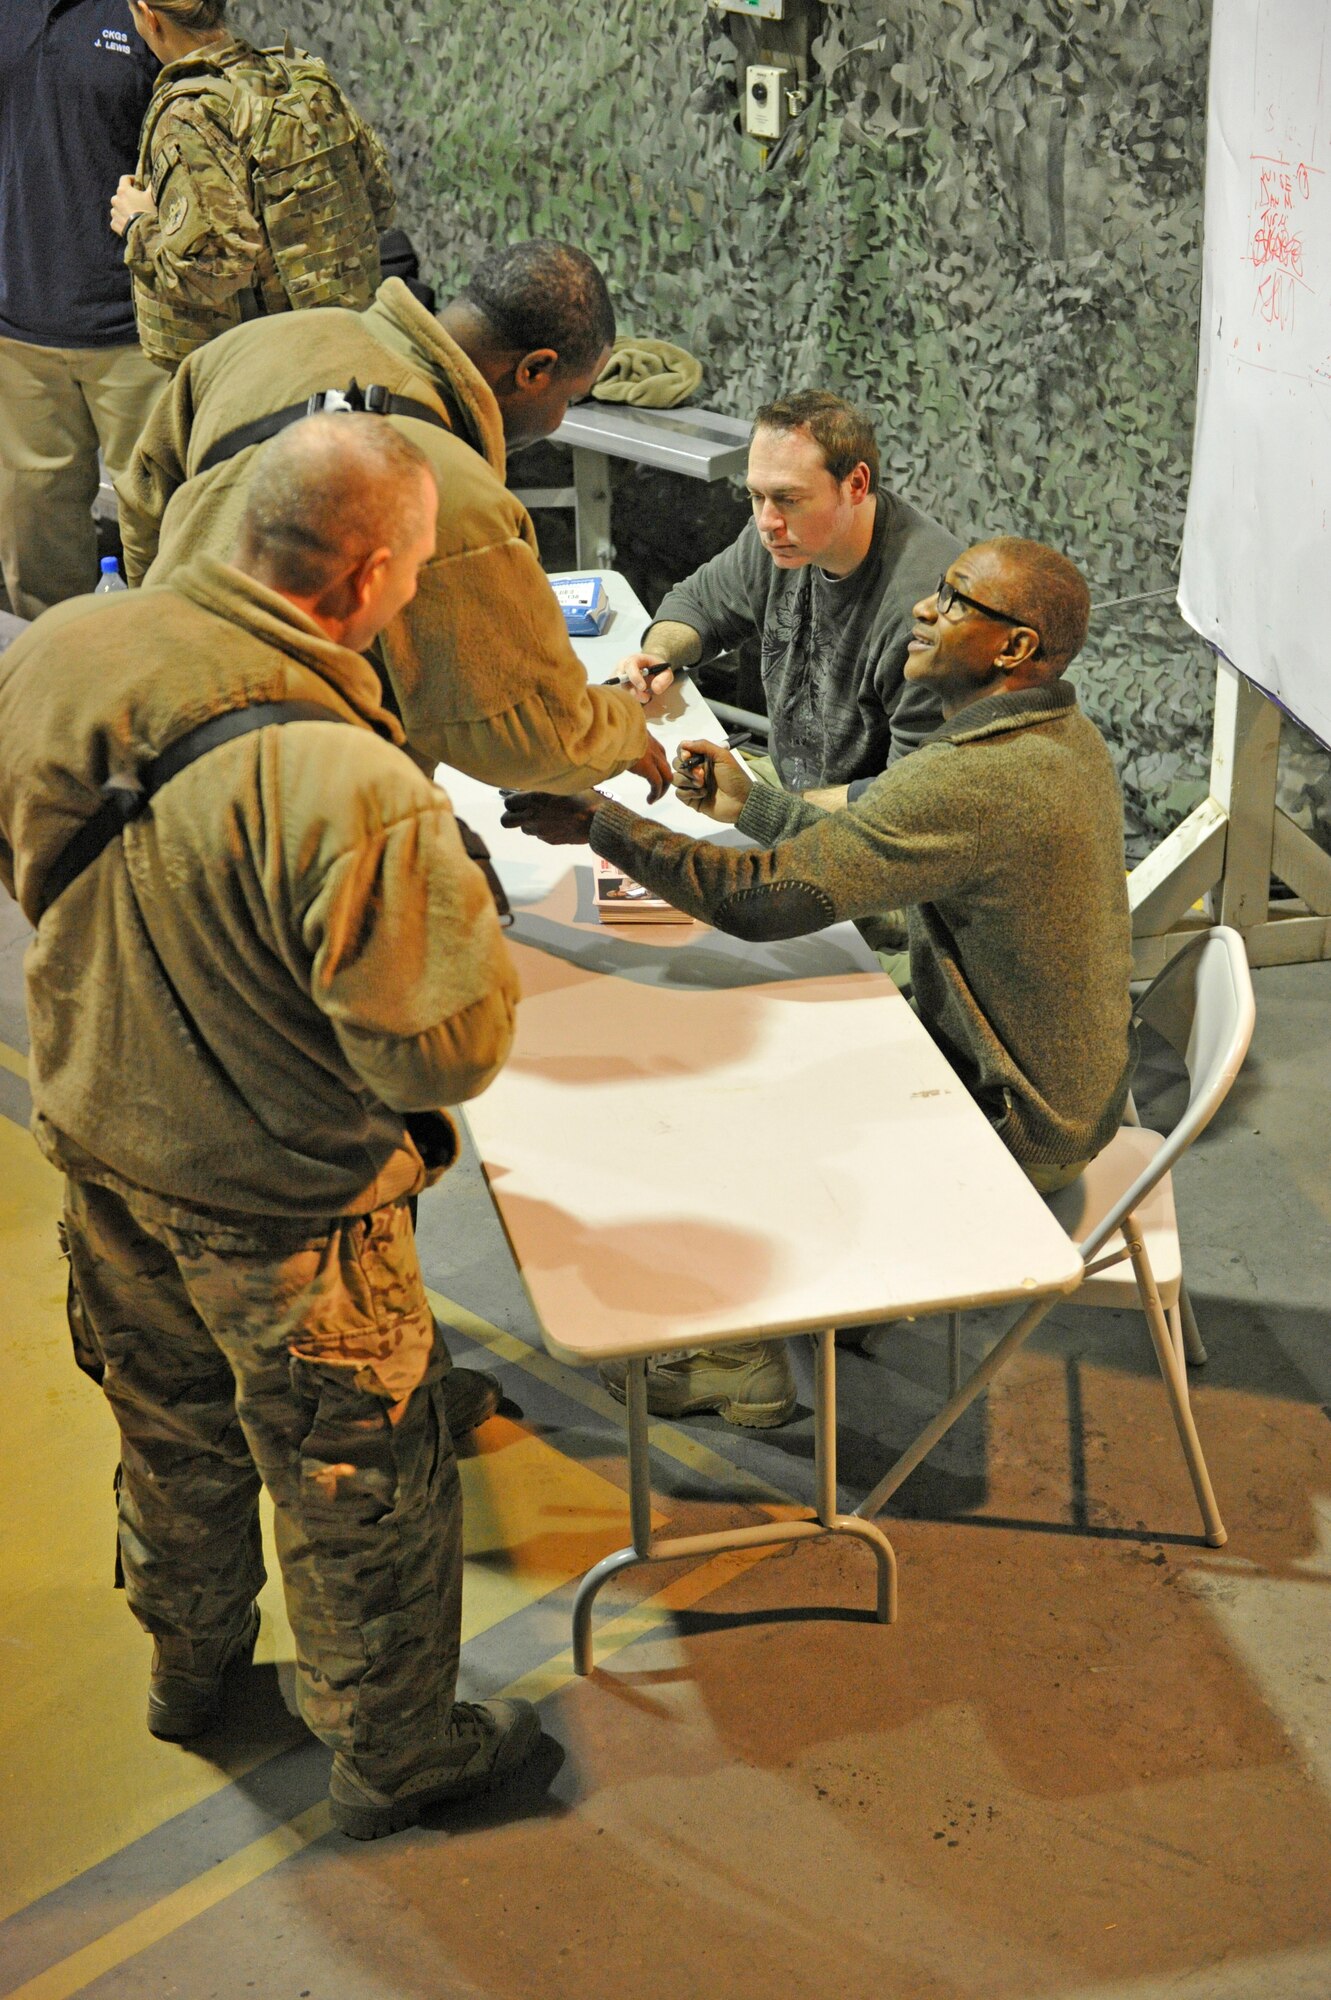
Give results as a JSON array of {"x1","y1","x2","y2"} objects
[
  {"x1": 615, "y1": 652, "x2": 676, "y2": 703},
  {"x1": 670, "y1": 738, "x2": 753, "y2": 824},
  {"x1": 629, "y1": 734, "x2": 672, "y2": 803},
  {"x1": 499, "y1": 791, "x2": 601, "y2": 845}
]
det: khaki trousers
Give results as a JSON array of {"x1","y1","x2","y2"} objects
[
  {"x1": 0, "y1": 336, "x2": 165, "y2": 619},
  {"x1": 62, "y1": 1178, "x2": 463, "y2": 1791}
]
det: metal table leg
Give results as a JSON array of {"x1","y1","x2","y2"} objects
[
  {"x1": 572, "y1": 448, "x2": 614, "y2": 568},
  {"x1": 812, "y1": 1328, "x2": 897, "y2": 1622},
  {"x1": 572, "y1": 1338, "x2": 897, "y2": 1676},
  {"x1": 572, "y1": 1356, "x2": 652, "y2": 1675}
]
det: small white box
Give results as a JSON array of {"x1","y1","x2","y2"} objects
[
  {"x1": 744, "y1": 63, "x2": 791, "y2": 140},
  {"x1": 714, "y1": 0, "x2": 785, "y2": 19}
]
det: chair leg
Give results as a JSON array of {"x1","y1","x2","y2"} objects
[
  {"x1": 947, "y1": 1311, "x2": 962, "y2": 1397},
  {"x1": 1123, "y1": 1220, "x2": 1227, "y2": 1547},
  {"x1": 1177, "y1": 1280, "x2": 1208, "y2": 1366},
  {"x1": 1167, "y1": 1302, "x2": 1186, "y2": 1373}
]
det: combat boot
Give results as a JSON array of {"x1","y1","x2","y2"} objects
[
  {"x1": 598, "y1": 1341, "x2": 797, "y2": 1428},
  {"x1": 146, "y1": 1605, "x2": 261, "y2": 1740},
  {"x1": 329, "y1": 1697, "x2": 540, "y2": 1840}
]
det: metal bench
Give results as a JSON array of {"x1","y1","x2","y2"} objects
[{"x1": 512, "y1": 403, "x2": 750, "y2": 567}]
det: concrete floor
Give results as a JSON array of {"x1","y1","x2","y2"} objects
[{"x1": 2, "y1": 875, "x2": 1330, "y2": 2000}]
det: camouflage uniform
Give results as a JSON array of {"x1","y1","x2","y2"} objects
[
  {"x1": 125, "y1": 36, "x2": 396, "y2": 374},
  {"x1": 63, "y1": 1177, "x2": 462, "y2": 1790}
]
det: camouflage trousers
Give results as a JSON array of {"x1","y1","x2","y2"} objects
[{"x1": 62, "y1": 1177, "x2": 461, "y2": 1792}]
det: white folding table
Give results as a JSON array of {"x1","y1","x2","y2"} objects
[{"x1": 439, "y1": 571, "x2": 1084, "y2": 1671}]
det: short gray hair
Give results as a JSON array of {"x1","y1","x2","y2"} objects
[
  {"x1": 233, "y1": 414, "x2": 435, "y2": 597},
  {"x1": 982, "y1": 537, "x2": 1092, "y2": 671}
]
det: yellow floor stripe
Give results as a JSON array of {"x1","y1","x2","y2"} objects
[
  {"x1": 0, "y1": 1123, "x2": 320, "y2": 1922},
  {"x1": 496, "y1": 1539, "x2": 781, "y2": 1704},
  {"x1": 4, "y1": 1543, "x2": 781, "y2": 2000},
  {"x1": 458, "y1": 1413, "x2": 666, "y2": 1640},
  {"x1": 0, "y1": 1035, "x2": 27, "y2": 1082},
  {"x1": 0, "y1": 1131, "x2": 795, "y2": 1920},
  {"x1": 2, "y1": 1130, "x2": 797, "y2": 1996},
  {"x1": 3, "y1": 1802, "x2": 334, "y2": 2000},
  {"x1": 0, "y1": 1133, "x2": 649, "y2": 1921}
]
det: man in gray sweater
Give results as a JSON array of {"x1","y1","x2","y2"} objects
[
  {"x1": 619, "y1": 389, "x2": 962, "y2": 801},
  {"x1": 503, "y1": 537, "x2": 1135, "y2": 1427}
]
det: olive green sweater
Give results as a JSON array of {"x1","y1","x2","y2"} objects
[{"x1": 591, "y1": 681, "x2": 1134, "y2": 1169}]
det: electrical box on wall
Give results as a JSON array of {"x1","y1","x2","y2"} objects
[
  {"x1": 714, "y1": 0, "x2": 820, "y2": 157},
  {"x1": 743, "y1": 63, "x2": 791, "y2": 140}
]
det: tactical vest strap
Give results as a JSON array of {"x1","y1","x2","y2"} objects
[
  {"x1": 37, "y1": 701, "x2": 344, "y2": 922},
  {"x1": 37, "y1": 698, "x2": 513, "y2": 929},
  {"x1": 195, "y1": 384, "x2": 450, "y2": 475}
]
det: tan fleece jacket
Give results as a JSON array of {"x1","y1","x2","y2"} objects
[
  {"x1": 0, "y1": 558, "x2": 519, "y2": 1219},
  {"x1": 116, "y1": 279, "x2": 647, "y2": 789}
]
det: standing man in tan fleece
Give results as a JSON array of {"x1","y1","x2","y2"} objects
[
  {"x1": 117, "y1": 237, "x2": 670, "y2": 799},
  {"x1": 0, "y1": 415, "x2": 540, "y2": 1841}
]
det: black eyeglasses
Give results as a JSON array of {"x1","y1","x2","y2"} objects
[{"x1": 936, "y1": 575, "x2": 1038, "y2": 638}]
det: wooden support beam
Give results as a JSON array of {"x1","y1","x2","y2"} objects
[
  {"x1": 1244, "y1": 912, "x2": 1331, "y2": 967},
  {"x1": 1272, "y1": 811, "x2": 1331, "y2": 916},
  {"x1": 572, "y1": 450, "x2": 614, "y2": 569},
  {"x1": 1129, "y1": 799, "x2": 1226, "y2": 937},
  {"x1": 1127, "y1": 656, "x2": 1331, "y2": 970},
  {"x1": 1132, "y1": 917, "x2": 1211, "y2": 982},
  {"x1": 1210, "y1": 662, "x2": 1282, "y2": 929}
]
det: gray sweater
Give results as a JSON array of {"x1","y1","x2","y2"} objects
[
  {"x1": 653, "y1": 492, "x2": 963, "y2": 789},
  {"x1": 591, "y1": 682, "x2": 1134, "y2": 1170}
]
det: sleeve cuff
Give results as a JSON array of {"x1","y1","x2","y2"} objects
[
  {"x1": 588, "y1": 797, "x2": 640, "y2": 863},
  {"x1": 736, "y1": 781, "x2": 797, "y2": 845}
]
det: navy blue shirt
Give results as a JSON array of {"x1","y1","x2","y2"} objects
[{"x1": 0, "y1": 1, "x2": 158, "y2": 347}]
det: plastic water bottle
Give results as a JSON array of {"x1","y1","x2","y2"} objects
[{"x1": 94, "y1": 556, "x2": 127, "y2": 594}]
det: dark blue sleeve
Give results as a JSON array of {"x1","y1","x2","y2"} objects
[{"x1": 0, "y1": 1, "x2": 158, "y2": 346}]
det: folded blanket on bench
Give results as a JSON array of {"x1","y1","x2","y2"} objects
[{"x1": 592, "y1": 336, "x2": 702, "y2": 408}]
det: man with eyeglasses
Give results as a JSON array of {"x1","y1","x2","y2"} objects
[
  {"x1": 615, "y1": 389, "x2": 962, "y2": 804},
  {"x1": 500, "y1": 537, "x2": 1135, "y2": 1428}
]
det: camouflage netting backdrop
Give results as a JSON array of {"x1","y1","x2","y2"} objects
[{"x1": 235, "y1": 0, "x2": 1331, "y2": 860}]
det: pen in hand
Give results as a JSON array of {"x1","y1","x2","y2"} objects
[
  {"x1": 673, "y1": 748, "x2": 713, "y2": 799},
  {"x1": 601, "y1": 661, "x2": 677, "y2": 688}
]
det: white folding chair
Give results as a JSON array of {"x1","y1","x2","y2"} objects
[
  {"x1": 859, "y1": 927, "x2": 1255, "y2": 1547},
  {"x1": 1036, "y1": 925, "x2": 1255, "y2": 1544}
]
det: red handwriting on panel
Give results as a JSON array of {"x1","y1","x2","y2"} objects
[{"x1": 1248, "y1": 154, "x2": 1320, "y2": 332}]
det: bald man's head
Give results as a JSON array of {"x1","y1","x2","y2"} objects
[{"x1": 232, "y1": 414, "x2": 436, "y2": 599}]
